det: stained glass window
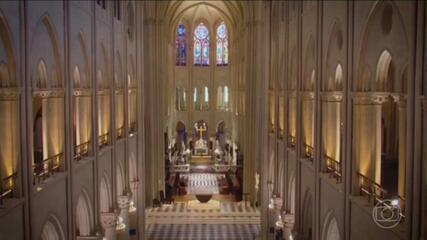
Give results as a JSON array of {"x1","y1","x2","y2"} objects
[
  {"x1": 224, "y1": 86, "x2": 229, "y2": 104},
  {"x1": 203, "y1": 86, "x2": 209, "y2": 110},
  {"x1": 216, "y1": 22, "x2": 228, "y2": 66},
  {"x1": 176, "y1": 23, "x2": 186, "y2": 66},
  {"x1": 194, "y1": 23, "x2": 209, "y2": 66}
]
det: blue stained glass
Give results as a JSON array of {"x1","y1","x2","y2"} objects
[
  {"x1": 176, "y1": 22, "x2": 187, "y2": 66},
  {"x1": 194, "y1": 23, "x2": 210, "y2": 66},
  {"x1": 216, "y1": 22, "x2": 228, "y2": 66},
  {"x1": 177, "y1": 24, "x2": 185, "y2": 36}
]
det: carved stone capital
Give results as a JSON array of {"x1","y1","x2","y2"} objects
[
  {"x1": 128, "y1": 87, "x2": 137, "y2": 93},
  {"x1": 352, "y1": 92, "x2": 389, "y2": 105},
  {"x1": 115, "y1": 89, "x2": 125, "y2": 95},
  {"x1": 0, "y1": 88, "x2": 20, "y2": 100},
  {"x1": 391, "y1": 94, "x2": 407, "y2": 108},
  {"x1": 33, "y1": 89, "x2": 64, "y2": 99},
  {"x1": 100, "y1": 212, "x2": 117, "y2": 229},
  {"x1": 97, "y1": 89, "x2": 110, "y2": 96},
  {"x1": 321, "y1": 92, "x2": 343, "y2": 102},
  {"x1": 73, "y1": 89, "x2": 91, "y2": 97},
  {"x1": 301, "y1": 91, "x2": 315, "y2": 101},
  {"x1": 117, "y1": 194, "x2": 131, "y2": 209}
]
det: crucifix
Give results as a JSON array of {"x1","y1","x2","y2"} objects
[{"x1": 195, "y1": 122, "x2": 207, "y2": 140}]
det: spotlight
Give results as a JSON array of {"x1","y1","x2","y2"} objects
[{"x1": 391, "y1": 199, "x2": 399, "y2": 206}]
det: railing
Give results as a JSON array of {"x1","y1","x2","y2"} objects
[
  {"x1": 98, "y1": 133, "x2": 109, "y2": 148},
  {"x1": 74, "y1": 141, "x2": 90, "y2": 161},
  {"x1": 33, "y1": 153, "x2": 62, "y2": 185},
  {"x1": 357, "y1": 172, "x2": 387, "y2": 204},
  {"x1": 324, "y1": 155, "x2": 342, "y2": 183},
  {"x1": 116, "y1": 126, "x2": 124, "y2": 139},
  {"x1": 303, "y1": 143, "x2": 314, "y2": 162},
  {"x1": 129, "y1": 122, "x2": 137, "y2": 133},
  {"x1": 0, "y1": 172, "x2": 17, "y2": 204},
  {"x1": 288, "y1": 135, "x2": 296, "y2": 148},
  {"x1": 357, "y1": 172, "x2": 406, "y2": 222}
]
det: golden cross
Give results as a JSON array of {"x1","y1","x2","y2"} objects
[{"x1": 196, "y1": 124, "x2": 207, "y2": 139}]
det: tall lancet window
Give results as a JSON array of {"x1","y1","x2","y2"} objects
[
  {"x1": 224, "y1": 86, "x2": 229, "y2": 110},
  {"x1": 194, "y1": 23, "x2": 209, "y2": 66},
  {"x1": 216, "y1": 22, "x2": 228, "y2": 66},
  {"x1": 175, "y1": 23, "x2": 186, "y2": 66}
]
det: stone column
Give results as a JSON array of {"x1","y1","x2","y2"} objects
[
  {"x1": 301, "y1": 92, "x2": 315, "y2": 158},
  {"x1": 321, "y1": 93, "x2": 343, "y2": 168},
  {"x1": 352, "y1": 93, "x2": 387, "y2": 192},
  {"x1": 393, "y1": 95, "x2": 407, "y2": 198},
  {"x1": 117, "y1": 194, "x2": 131, "y2": 240},
  {"x1": 101, "y1": 212, "x2": 118, "y2": 240}
]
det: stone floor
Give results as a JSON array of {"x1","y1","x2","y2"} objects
[{"x1": 145, "y1": 201, "x2": 260, "y2": 240}]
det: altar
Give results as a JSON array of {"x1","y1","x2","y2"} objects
[
  {"x1": 194, "y1": 139, "x2": 209, "y2": 155},
  {"x1": 190, "y1": 155, "x2": 212, "y2": 165}
]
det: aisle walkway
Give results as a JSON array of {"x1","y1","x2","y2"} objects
[{"x1": 145, "y1": 201, "x2": 260, "y2": 240}]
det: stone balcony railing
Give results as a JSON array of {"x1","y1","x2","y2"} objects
[
  {"x1": 324, "y1": 155, "x2": 342, "y2": 183},
  {"x1": 33, "y1": 153, "x2": 62, "y2": 185},
  {"x1": 74, "y1": 140, "x2": 90, "y2": 161},
  {"x1": 98, "y1": 133, "x2": 109, "y2": 148},
  {"x1": 0, "y1": 172, "x2": 17, "y2": 204}
]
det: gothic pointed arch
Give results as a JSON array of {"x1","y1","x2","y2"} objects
[
  {"x1": 321, "y1": 210, "x2": 341, "y2": 240},
  {"x1": 77, "y1": 32, "x2": 90, "y2": 88},
  {"x1": 100, "y1": 174, "x2": 112, "y2": 213},
  {"x1": 356, "y1": 1, "x2": 409, "y2": 92},
  {"x1": 216, "y1": 21, "x2": 228, "y2": 66},
  {"x1": 116, "y1": 162, "x2": 125, "y2": 196},
  {"x1": 31, "y1": 14, "x2": 62, "y2": 88},
  {"x1": 41, "y1": 215, "x2": 65, "y2": 240},
  {"x1": 303, "y1": 36, "x2": 316, "y2": 91},
  {"x1": 194, "y1": 22, "x2": 210, "y2": 66},
  {"x1": 0, "y1": 12, "x2": 16, "y2": 87},
  {"x1": 76, "y1": 189, "x2": 94, "y2": 236},
  {"x1": 302, "y1": 189, "x2": 314, "y2": 238},
  {"x1": 175, "y1": 21, "x2": 187, "y2": 66},
  {"x1": 324, "y1": 19, "x2": 344, "y2": 91}
]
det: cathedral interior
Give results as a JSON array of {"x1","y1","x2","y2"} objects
[{"x1": 0, "y1": 1, "x2": 426, "y2": 240}]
